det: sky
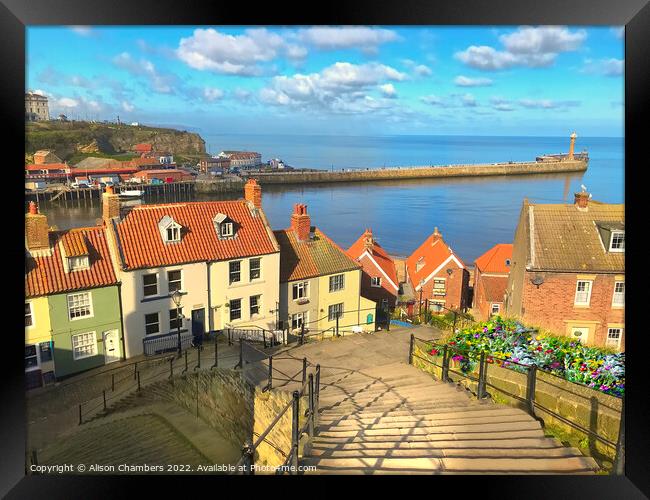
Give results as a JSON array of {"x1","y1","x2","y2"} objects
[{"x1": 26, "y1": 26, "x2": 624, "y2": 137}]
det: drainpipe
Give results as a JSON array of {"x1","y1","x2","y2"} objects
[
  {"x1": 207, "y1": 262, "x2": 214, "y2": 334},
  {"x1": 117, "y1": 282, "x2": 127, "y2": 360}
]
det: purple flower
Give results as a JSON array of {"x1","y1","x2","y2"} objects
[{"x1": 474, "y1": 333, "x2": 480, "y2": 338}]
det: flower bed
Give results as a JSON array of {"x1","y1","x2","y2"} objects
[{"x1": 426, "y1": 316, "x2": 624, "y2": 397}]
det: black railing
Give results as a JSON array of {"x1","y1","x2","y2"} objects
[
  {"x1": 143, "y1": 331, "x2": 194, "y2": 356},
  {"x1": 226, "y1": 326, "x2": 285, "y2": 348},
  {"x1": 409, "y1": 334, "x2": 624, "y2": 471}
]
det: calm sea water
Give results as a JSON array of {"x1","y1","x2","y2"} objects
[{"x1": 37, "y1": 135, "x2": 624, "y2": 263}]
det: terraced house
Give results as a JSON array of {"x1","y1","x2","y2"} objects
[
  {"x1": 104, "y1": 180, "x2": 280, "y2": 357},
  {"x1": 274, "y1": 204, "x2": 376, "y2": 335},
  {"x1": 473, "y1": 243, "x2": 513, "y2": 320},
  {"x1": 25, "y1": 202, "x2": 123, "y2": 389},
  {"x1": 505, "y1": 192, "x2": 625, "y2": 350}
]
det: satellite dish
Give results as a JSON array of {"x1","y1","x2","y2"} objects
[{"x1": 531, "y1": 275, "x2": 544, "y2": 288}]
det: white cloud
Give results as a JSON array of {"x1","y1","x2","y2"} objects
[
  {"x1": 203, "y1": 87, "x2": 224, "y2": 102},
  {"x1": 70, "y1": 26, "x2": 93, "y2": 36},
  {"x1": 379, "y1": 83, "x2": 397, "y2": 98},
  {"x1": 518, "y1": 98, "x2": 580, "y2": 109},
  {"x1": 454, "y1": 75, "x2": 493, "y2": 87},
  {"x1": 176, "y1": 28, "x2": 298, "y2": 75},
  {"x1": 121, "y1": 101, "x2": 135, "y2": 112},
  {"x1": 297, "y1": 26, "x2": 399, "y2": 53},
  {"x1": 610, "y1": 27, "x2": 624, "y2": 39},
  {"x1": 414, "y1": 64, "x2": 432, "y2": 77},
  {"x1": 581, "y1": 58, "x2": 623, "y2": 77},
  {"x1": 420, "y1": 93, "x2": 477, "y2": 108},
  {"x1": 57, "y1": 97, "x2": 79, "y2": 108},
  {"x1": 112, "y1": 52, "x2": 175, "y2": 93},
  {"x1": 456, "y1": 26, "x2": 587, "y2": 70},
  {"x1": 420, "y1": 95, "x2": 444, "y2": 106},
  {"x1": 490, "y1": 97, "x2": 515, "y2": 111},
  {"x1": 259, "y1": 62, "x2": 405, "y2": 114}
]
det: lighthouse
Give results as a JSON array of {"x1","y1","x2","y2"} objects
[{"x1": 568, "y1": 131, "x2": 577, "y2": 160}]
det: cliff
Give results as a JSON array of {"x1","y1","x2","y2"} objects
[{"x1": 25, "y1": 121, "x2": 206, "y2": 162}]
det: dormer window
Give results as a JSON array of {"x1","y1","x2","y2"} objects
[
  {"x1": 505, "y1": 259, "x2": 511, "y2": 267},
  {"x1": 609, "y1": 231, "x2": 624, "y2": 252},
  {"x1": 68, "y1": 256, "x2": 90, "y2": 271},
  {"x1": 415, "y1": 257, "x2": 425, "y2": 273},
  {"x1": 213, "y1": 213, "x2": 236, "y2": 240},
  {"x1": 158, "y1": 215, "x2": 182, "y2": 243}
]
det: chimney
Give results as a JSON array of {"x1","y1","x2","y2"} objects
[
  {"x1": 291, "y1": 203, "x2": 311, "y2": 242},
  {"x1": 574, "y1": 191, "x2": 590, "y2": 211},
  {"x1": 431, "y1": 226, "x2": 442, "y2": 244},
  {"x1": 244, "y1": 178, "x2": 262, "y2": 209},
  {"x1": 25, "y1": 202, "x2": 50, "y2": 252},
  {"x1": 102, "y1": 185, "x2": 121, "y2": 222},
  {"x1": 363, "y1": 228, "x2": 374, "y2": 251}
]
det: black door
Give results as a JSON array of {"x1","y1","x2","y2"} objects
[{"x1": 191, "y1": 308, "x2": 205, "y2": 344}]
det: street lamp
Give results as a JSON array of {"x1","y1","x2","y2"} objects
[
  {"x1": 419, "y1": 279, "x2": 425, "y2": 320},
  {"x1": 171, "y1": 289, "x2": 184, "y2": 358}
]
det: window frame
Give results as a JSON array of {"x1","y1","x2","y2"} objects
[
  {"x1": 25, "y1": 302, "x2": 34, "y2": 328},
  {"x1": 249, "y1": 257, "x2": 261, "y2": 281},
  {"x1": 165, "y1": 225, "x2": 181, "y2": 243},
  {"x1": 71, "y1": 331, "x2": 98, "y2": 361},
  {"x1": 142, "y1": 273, "x2": 159, "y2": 298},
  {"x1": 491, "y1": 303, "x2": 501, "y2": 315},
  {"x1": 612, "y1": 281, "x2": 625, "y2": 307},
  {"x1": 370, "y1": 276, "x2": 382, "y2": 288},
  {"x1": 169, "y1": 307, "x2": 184, "y2": 331},
  {"x1": 291, "y1": 312, "x2": 305, "y2": 330},
  {"x1": 67, "y1": 292, "x2": 94, "y2": 321},
  {"x1": 221, "y1": 222, "x2": 234, "y2": 238},
  {"x1": 68, "y1": 255, "x2": 90, "y2": 271},
  {"x1": 250, "y1": 295, "x2": 261, "y2": 317},
  {"x1": 292, "y1": 282, "x2": 309, "y2": 300},
  {"x1": 229, "y1": 260, "x2": 242, "y2": 285},
  {"x1": 144, "y1": 312, "x2": 160, "y2": 336},
  {"x1": 167, "y1": 269, "x2": 182, "y2": 294},
  {"x1": 229, "y1": 299, "x2": 242, "y2": 322},
  {"x1": 25, "y1": 344, "x2": 39, "y2": 371},
  {"x1": 606, "y1": 328, "x2": 623, "y2": 349},
  {"x1": 574, "y1": 280, "x2": 593, "y2": 306},
  {"x1": 609, "y1": 231, "x2": 625, "y2": 252},
  {"x1": 328, "y1": 303, "x2": 344, "y2": 322},
  {"x1": 329, "y1": 274, "x2": 345, "y2": 293}
]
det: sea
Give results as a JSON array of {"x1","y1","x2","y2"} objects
[{"x1": 36, "y1": 134, "x2": 624, "y2": 264}]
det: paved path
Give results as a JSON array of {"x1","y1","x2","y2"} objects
[{"x1": 257, "y1": 327, "x2": 599, "y2": 474}]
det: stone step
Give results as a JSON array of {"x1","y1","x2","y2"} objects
[
  {"x1": 319, "y1": 399, "x2": 480, "y2": 415},
  {"x1": 318, "y1": 401, "x2": 489, "y2": 419},
  {"x1": 307, "y1": 446, "x2": 585, "y2": 459},
  {"x1": 317, "y1": 413, "x2": 535, "y2": 432},
  {"x1": 309, "y1": 436, "x2": 564, "y2": 451},
  {"x1": 318, "y1": 393, "x2": 471, "y2": 408},
  {"x1": 311, "y1": 428, "x2": 547, "y2": 443},
  {"x1": 319, "y1": 380, "x2": 445, "y2": 396}
]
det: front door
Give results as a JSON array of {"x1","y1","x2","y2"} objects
[
  {"x1": 103, "y1": 330, "x2": 121, "y2": 364},
  {"x1": 191, "y1": 309, "x2": 206, "y2": 342},
  {"x1": 571, "y1": 326, "x2": 589, "y2": 344}
]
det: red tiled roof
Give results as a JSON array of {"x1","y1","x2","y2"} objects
[
  {"x1": 25, "y1": 163, "x2": 69, "y2": 171},
  {"x1": 479, "y1": 275, "x2": 509, "y2": 303},
  {"x1": 61, "y1": 231, "x2": 89, "y2": 257},
  {"x1": 406, "y1": 229, "x2": 466, "y2": 288},
  {"x1": 112, "y1": 200, "x2": 278, "y2": 270},
  {"x1": 475, "y1": 243, "x2": 513, "y2": 274},
  {"x1": 26, "y1": 227, "x2": 118, "y2": 298},
  {"x1": 134, "y1": 143, "x2": 153, "y2": 152},
  {"x1": 347, "y1": 230, "x2": 398, "y2": 287}
]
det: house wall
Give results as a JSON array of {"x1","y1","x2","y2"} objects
[
  {"x1": 474, "y1": 270, "x2": 509, "y2": 320},
  {"x1": 519, "y1": 271, "x2": 625, "y2": 350},
  {"x1": 280, "y1": 276, "x2": 321, "y2": 333},
  {"x1": 119, "y1": 262, "x2": 207, "y2": 358},
  {"x1": 505, "y1": 204, "x2": 530, "y2": 316},
  {"x1": 316, "y1": 269, "x2": 376, "y2": 333},
  {"x1": 210, "y1": 252, "x2": 280, "y2": 331},
  {"x1": 25, "y1": 296, "x2": 55, "y2": 384},
  {"x1": 417, "y1": 264, "x2": 469, "y2": 312},
  {"x1": 48, "y1": 286, "x2": 123, "y2": 378},
  {"x1": 357, "y1": 253, "x2": 398, "y2": 308}
]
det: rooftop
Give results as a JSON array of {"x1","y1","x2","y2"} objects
[
  {"x1": 475, "y1": 243, "x2": 513, "y2": 274},
  {"x1": 347, "y1": 229, "x2": 399, "y2": 289},
  {"x1": 406, "y1": 228, "x2": 466, "y2": 289}
]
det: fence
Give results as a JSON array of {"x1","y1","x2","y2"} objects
[
  {"x1": 143, "y1": 331, "x2": 194, "y2": 356},
  {"x1": 232, "y1": 340, "x2": 321, "y2": 475},
  {"x1": 226, "y1": 326, "x2": 286, "y2": 348},
  {"x1": 408, "y1": 334, "x2": 625, "y2": 473}
]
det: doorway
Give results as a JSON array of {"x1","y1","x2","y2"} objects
[
  {"x1": 103, "y1": 330, "x2": 121, "y2": 364},
  {"x1": 191, "y1": 308, "x2": 206, "y2": 343}
]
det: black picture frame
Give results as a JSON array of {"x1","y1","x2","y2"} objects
[{"x1": 3, "y1": 0, "x2": 648, "y2": 496}]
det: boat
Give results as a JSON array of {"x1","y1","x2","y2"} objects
[{"x1": 119, "y1": 189, "x2": 144, "y2": 199}]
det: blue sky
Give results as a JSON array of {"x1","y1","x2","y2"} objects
[{"x1": 26, "y1": 26, "x2": 624, "y2": 137}]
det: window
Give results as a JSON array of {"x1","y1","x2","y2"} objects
[
  {"x1": 574, "y1": 280, "x2": 592, "y2": 306},
  {"x1": 71, "y1": 332, "x2": 97, "y2": 360},
  {"x1": 143, "y1": 274, "x2": 158, "y2": 297},
  {"x1": 166, "y1": 226, "x2": 180, "y2": 242},
  {"x1": 433, "y1": 279, "x2": 446, "y2": 295},
  {"x1": 25, "y1": 345, "x2": 38, "y2": 370},
  {"x1": 229, "y1": 261, "x2": 241, "y2": 284},
  {"x1": 609, "y1": 231, "x2": 625, "y2": 252},
  {"x1": 229, "y1": 299, "x2": 242, "y2": 321},
  {"x1": 328, "y1": 303, "x2": 344, "y2": 322},
  {"x1": 167, "y1": 270, "x2": 182, "y2": 293},
  {"x1": 431, "y1": 301, "x2": 444, "y2": 313},
  {"x1": 145, "y1": 313, "x2": 160, "y2": 336},
  {"x1": 39, "y1": 342, "x2": 52, "y2": 363},
  {"x1": 292, "y1": 282, "x2": 309, "y2": 300},
  {"x1": 169, "y1": 308, "x2": 184, "y2": 330},
  {"x1": 371, "y1": 276, "x2": 382, "y2": 287},
  {"x1": 25, "y1": 303, "x2": 33, "y2": 327},
  {"x1": 329, "y1": 274, "x2": 345, "y2": 292},
  {"x1": 250, "y1": 295, "x2": 261, "y2": 316},
  {"x1": 68, "y1": 256, "x2": 90, "y2": 271},
  {"x1": 491, "y1": 303, "x2": 501, "y2": 315},
  {"x1": 67, "y1": 292, "x2": 93, "y2": 320},
  {"x1": 221, "y1": 222, "x2": 234, "y2": 238},
  {"x1": 292, "y1": 312, "x2": 305, "y2": 330},
  {"x1": 606, "y1": 328, "x2": 623, "y2": 349},
  {"x1": 250, "y1": 258, "x2": 261, "y2": 280},
  {"x1": 505, "y1": 259, "x2": 511, "y2": 267},
  {"x1": 612, "y1": 282, "x2": 625, "y2": 306}
]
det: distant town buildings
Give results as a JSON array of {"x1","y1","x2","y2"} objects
[
  {"x1": 32, "y1": 150, "x2": 62, "y2": 165},
  {"x1": 198, "y1": 156, "x2": 231, "y2": 174},
  {"x1": 505, "y1": 191, "x2": 624, "y2": 351},
  {"x1": 473, "y1": 243, "x2": 513, "y2": 320},
  {"x1": 218, "y1": 151, "x2": 262, "y2": 169},
  {"x1": 25, "y1": 92, "x2": 50, "y2": 121}
]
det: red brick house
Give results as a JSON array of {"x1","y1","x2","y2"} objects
[
  {"x1": 347, "y1": 228, "x2": 399, "y2": 313},
  {"x1": 473, "y1": 243, "x2": 513, "y2": 320},
  {"x1": 132, "y1": 143, "x2": 153, "y2": 154},
  {"x1": 505, "y1": 192, "x2": 625, "y2": 351},
  {"x1": 406, "y1": 227, "x2": 469, "y2": 314}
]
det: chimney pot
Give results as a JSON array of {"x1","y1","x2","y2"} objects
[{"x1": 574, "y1": 191, "x2": 589, "y2": 210}]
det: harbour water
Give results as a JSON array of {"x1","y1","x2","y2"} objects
[{"x1": 35, "y1": 135, "x2": 623, "y2": 263}]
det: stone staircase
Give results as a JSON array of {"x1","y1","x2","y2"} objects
[{"x1": 299, "y1": 362, "x2": 599, "y2": 474}]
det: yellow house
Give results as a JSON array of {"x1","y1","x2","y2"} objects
[
  {"x1": 25, "y1": 296, "x2": 55, "y2": 384},
  {"x1": 274, "y1": 204, "x2": 376, "y2": 337}
]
